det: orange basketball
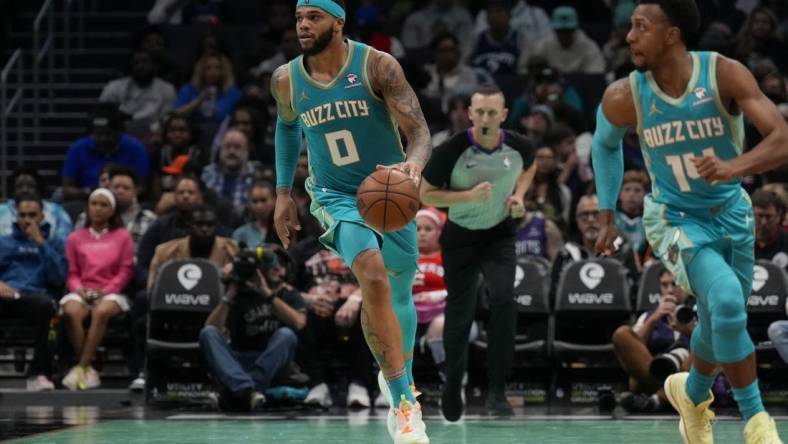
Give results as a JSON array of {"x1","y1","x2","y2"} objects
[{"x1": 356, "y1": 168, "x2": 420, "y2": 232}]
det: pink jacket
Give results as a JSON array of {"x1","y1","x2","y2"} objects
[{"x1": 65, "y1": 227, "x2": 134, "y2": 294}]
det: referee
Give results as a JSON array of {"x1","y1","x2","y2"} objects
[{"x1": 421, "y1": 85, "x2": 536, "y2": 421}]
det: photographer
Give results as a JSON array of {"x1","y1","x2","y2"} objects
[
  {"x1": 612, "y1": 269, "x2": 695, "y2": 413},
  {"x1": 198, "y1": 246, "x2": 306, "y2": 412}
]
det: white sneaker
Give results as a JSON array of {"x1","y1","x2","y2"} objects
[
  {"x1": 378, "y1": 371, "x2": 396, "y2": 439},
  {"x1": 304, "y1": 383, "x2": 333, "y2": 408},
  {"x1": 347, "y1": 382, "x2": 371, "y2": 408},
  {"x1": 61, "y1": 366, "x2": 82, "y2": 391},
  {"x1": 26, "y1": 375, "x2": 55, "y2": 391},
  {"x1": 82, "y1": 366, "x2": 101, "y2": 390},
  {"x1": 378, "y1": 370, "x2": 392, "y2": 406},
  {"x1": 394, "y1": 397, "x2": 430, "y2": 444},
  {"x1": 129, "y1": 373, "x2": 145, "y2": 392}
]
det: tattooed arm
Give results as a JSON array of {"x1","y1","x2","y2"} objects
[{"x1": 368, "y1": 49, "x2": 432, "y2": 182}]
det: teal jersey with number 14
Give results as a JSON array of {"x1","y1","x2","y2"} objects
[
  {"x1": 288, "y1": 39, "x2": 405, "y2": 195},
  {"x1": 630, "y1": 51, "x2": 745, "y2": 210}
]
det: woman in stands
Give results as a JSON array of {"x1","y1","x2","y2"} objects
[
  {"x1": 232, "y1": 180, "x2": 279, "y2": 248},
  {"x1": 61, "y1": 189, "x2": 134, "y2": 390},
  {"x1": 173, "y1": 52, "x2": 241, "y2": 124}
]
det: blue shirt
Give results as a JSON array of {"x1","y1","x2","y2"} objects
[
  {"x1": 0, "y1": 223, "x2": 67, "y2": 293},
  {"x1": 232, "y1": 222, "x2": 268, "y2": 249},
  {"x1": 0, "y1": 200, "x2": 73, "y2": 244},
  {"x1": 62, "y1": 133, "x2": 150, "y2": 188},
  {"x1": 174, "y1": 84, "x2": 241, "y2": 123}
]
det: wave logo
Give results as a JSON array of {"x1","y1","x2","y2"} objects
[
  {"x1": 177, "y1": 264, "x2": 202, "y2": 290},
  {"x1": 752, "y1": 265, "x2": 769, "y2": 292},
  {"x1": 579, "y1": 263, "x2": 605, "y2": 290}
]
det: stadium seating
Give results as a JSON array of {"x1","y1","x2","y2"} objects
[
  {"x1": 747, "y1": 260, "x2": 788, "y2": 352},
  {"x1": 145, "y1": 258, "x2": 223, "y2": 404},
  {"x1": 634, "y1": 262, "x2": 666, "y2": 314}
]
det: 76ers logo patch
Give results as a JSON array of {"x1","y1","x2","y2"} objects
[{"x1": 344, "y1": 73, "x2": 362, "y2": 89}]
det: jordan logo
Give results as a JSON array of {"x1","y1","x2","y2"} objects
[
  {"x1": 299, "y1": 90, "x2": 310, "y2": 102},
  {"x1": 648, "y1": 101, "x2": 663, "y2": 117}
]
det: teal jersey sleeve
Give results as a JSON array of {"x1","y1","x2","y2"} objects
[
  {"x1": 275, "y1": 116, "x2": 302, "y2": 190},
  {"x1": 591, "y1": 105, "x2": 627, "y2": 211}
]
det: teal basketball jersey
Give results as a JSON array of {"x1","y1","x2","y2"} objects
[
  {"x1": 288, "y1": 39, "x2": 405, "y2": 195},
  {"x1": 630, "y1": 51, "x2": 745, "y2": 210}
]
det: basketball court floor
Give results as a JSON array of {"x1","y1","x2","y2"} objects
[{"x1": 2, "y1": 393, "x2": 786, "y2": 443}]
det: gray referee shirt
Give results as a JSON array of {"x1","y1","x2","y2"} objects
[{"x1": 422, "y1": 129, "x2": 535, "y2": 230}]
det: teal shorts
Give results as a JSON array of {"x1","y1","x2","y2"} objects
[
  {"x1": 306, "y1": 177, "x2": 418, "y2": 273},
  {"x1": 642, "y1": 189, "x2": 755, "y2": 297}
]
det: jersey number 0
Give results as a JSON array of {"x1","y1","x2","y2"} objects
[{"x1": 325, "y1": 130, "x2": 360, "y2": 167}]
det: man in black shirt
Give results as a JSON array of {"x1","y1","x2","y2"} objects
[
  {"x1": 198, "y1": 247, "x2": 306, "y2": 411},
  {"x1": 752, "y1": 188, "x2": 788, "y2": 270},
  {"x1": 421, "y1": 85, "x2": 536, "y2": 420}
]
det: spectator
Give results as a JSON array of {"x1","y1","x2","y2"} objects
[
  {"x1": 0, "y1": 166, "x2": 72, "y2": 242},
  {"x1": 550, "y1": 194, "x2": 638, "y2": 298},
  {"x1": 431, "y1": 94, "x2": 472, "y2": 147},
  {"x1": 201, "y1": 128, "x2": 255, "y2": 211},
  {"x1": 354, "y1": 4, "x2": 406, "y2": 59},
  {"x1": 147, "y1": 205, "x2": 238, "y2": 289},
  {"x1": 603, "y1": 2, "x2": 637, "y2": 77},
  {"x1": 508, "y1": 64, "x2": 584, "y2": 131},
  {"x1": 734, "y1": 6, "x2": 788, "y2": 73},
  {"x1": 469, "y1": 0, "x2": 531, "y2": 76},
  {"x1": 411, "y1": 207, "x2": 478, "y2": 386},
  {"x1": 135, "y1": 26, "x2": 180, "y2": 85},
  {"x1": 62, "y1": 104, "x2": 150, "y2": 202},
  {"x1": 752, "y1": 188, "x2": 788, "y2": 270},
  {"x1": 210, "y1": 102, "x2": 272, "y2": 166},
  {"x1": 616, "y1": 170, "x2": 649, "y2": 254},
  {"x1": 768, "y1": 317, "x2": 788, "y2": 365},
  {"x1": 174, "y1": 52, "x2": 241, "y2": 123},
  {"x1": 400, "y1": 0, "x2": 474, "y2": 57},
  {"x1": 0, "y1": 192, "x2": 65, "y2": 391},
  {"x1": 760, "y1": 71, "x2": 788, "y2": 105},
  {"x1": 514, "y1": 201, "x2": 564, "y2": 261},
  {"x1": 233, "y1": 181, "x2": 278, "y2": 249},
  {"x1": 518, "y1": 104, "x2": 554, "y2": 146},
  {"x1": 150, "y1": 114, "x2": 207, "y2": 198},
  {"x1": 61, "y1": 189, "x2": 134, "y2": 390},
  {"x1": 199, "y1": 246, "x2": 306, "y2": 411},
  {"x1": 612, "y1": 269, "x2": 694, "y2": 412},
  {"x1": 549, "y1": 123, "x2": 585, "y2": 195},
  {"x1": 422, "y1": 33, "x2": 480, "y2": 113},
  {"x1": 76, "y1": 166, "x2": 157, "y2": 254},
  {"x1": 533, "y1": 6, "x2": 605, "y2": 75},
  {"x1": 296, "y1": 241, "x2": 373, "y2": 409},
  {"x1": 98, "y1": 50, "x2": 176, "y2": 135},
  {"x1": 137, "y1": 176, "x2": 205, "y2": 288},
  {"x1": 250, "y1": 29, "x2": 301, "y2": 80},
  {"x1": 474, "y1": 0, "x2": 552, "y2": 42},
  {"x1": 525, "y1": 144, "x2": 571, "y2": 226}
]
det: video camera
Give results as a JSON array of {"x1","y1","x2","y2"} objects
[{"x1": 224, "y1": 243, "x2": 278, "y2": 287}]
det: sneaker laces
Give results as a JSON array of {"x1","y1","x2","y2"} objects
[{"x1": 397, "y1": 395, "x2": 413, "y2": 433}]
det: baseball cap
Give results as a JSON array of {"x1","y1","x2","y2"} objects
[
  {"x1": 529, "y1": 105, "x2": 555, "y2": 126},
  {"x1": 552, "y1": 6, "x2": 578, "y2": 30}
]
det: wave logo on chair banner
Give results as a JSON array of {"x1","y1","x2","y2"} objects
[
  {"x1": 579, "y1": 263, "x2": 605, "y2": 290},
  {"x1": 177, "y1": 264, "x2": 202, "y2": 290},
  {"x1": 752, "y1": 265, "x2": 768, "y2": 292}
]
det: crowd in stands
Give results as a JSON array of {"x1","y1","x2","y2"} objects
[{"x1": 0, "y1": 0, "x2": 787, "y2": 410}]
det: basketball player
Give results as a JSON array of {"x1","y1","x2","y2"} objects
[
  {"x1": 592, "y1": 1, "x2": 787, "y2": 442},
  {"x1": 272, "y1": 1, "x2": 431, "y2": 443},
  {"x1": 421, "y1": 85, "x2": 536, "y2": 421}
]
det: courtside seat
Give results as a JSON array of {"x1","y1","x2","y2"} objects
[
  {"x1": 635, "y1": 262, "x2": 666, "y2": 314},
  {"x1": 747, "y1": 260, "x2": 788, "y2": 352},
  {"x1": 145, "y1": 259, "x2": 223, "y2": 404},
  {"x1": 551, "y1": 258, "x2": 632, "y2": 355}
]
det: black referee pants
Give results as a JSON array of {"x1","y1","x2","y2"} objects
[{"x1": 440, "y1": 219, "x2": 517, "y2": 393}]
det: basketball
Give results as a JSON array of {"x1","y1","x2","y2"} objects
[{"x1": 356, "y1": 168, "x2": 420, "y2": 232}]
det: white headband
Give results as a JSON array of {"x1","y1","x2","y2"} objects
[
  {"x1": 89, "y1": 188, "x2": 116, "y2": 211},
  {"x1": 416, "y1": 209, "x2": 442, "y2": 228}
]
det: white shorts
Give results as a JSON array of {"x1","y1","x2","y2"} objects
[{"x1": 59, "y1": 292, "x2": 131, "y2": 313}]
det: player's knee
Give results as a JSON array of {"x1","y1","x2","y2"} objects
[{"x1": 710, "y1": 289, "x2": 747, "y2": 336}]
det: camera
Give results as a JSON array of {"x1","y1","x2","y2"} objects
[
  {"x1": 674, "y1": 303, "x2": 696, "y2": 325},
  {"x1": 224, "y1": 243, "x2": 278, "y2": 287},
  {"x1": 650, "y1": 345, "x2": 690, "y2": 384}
]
